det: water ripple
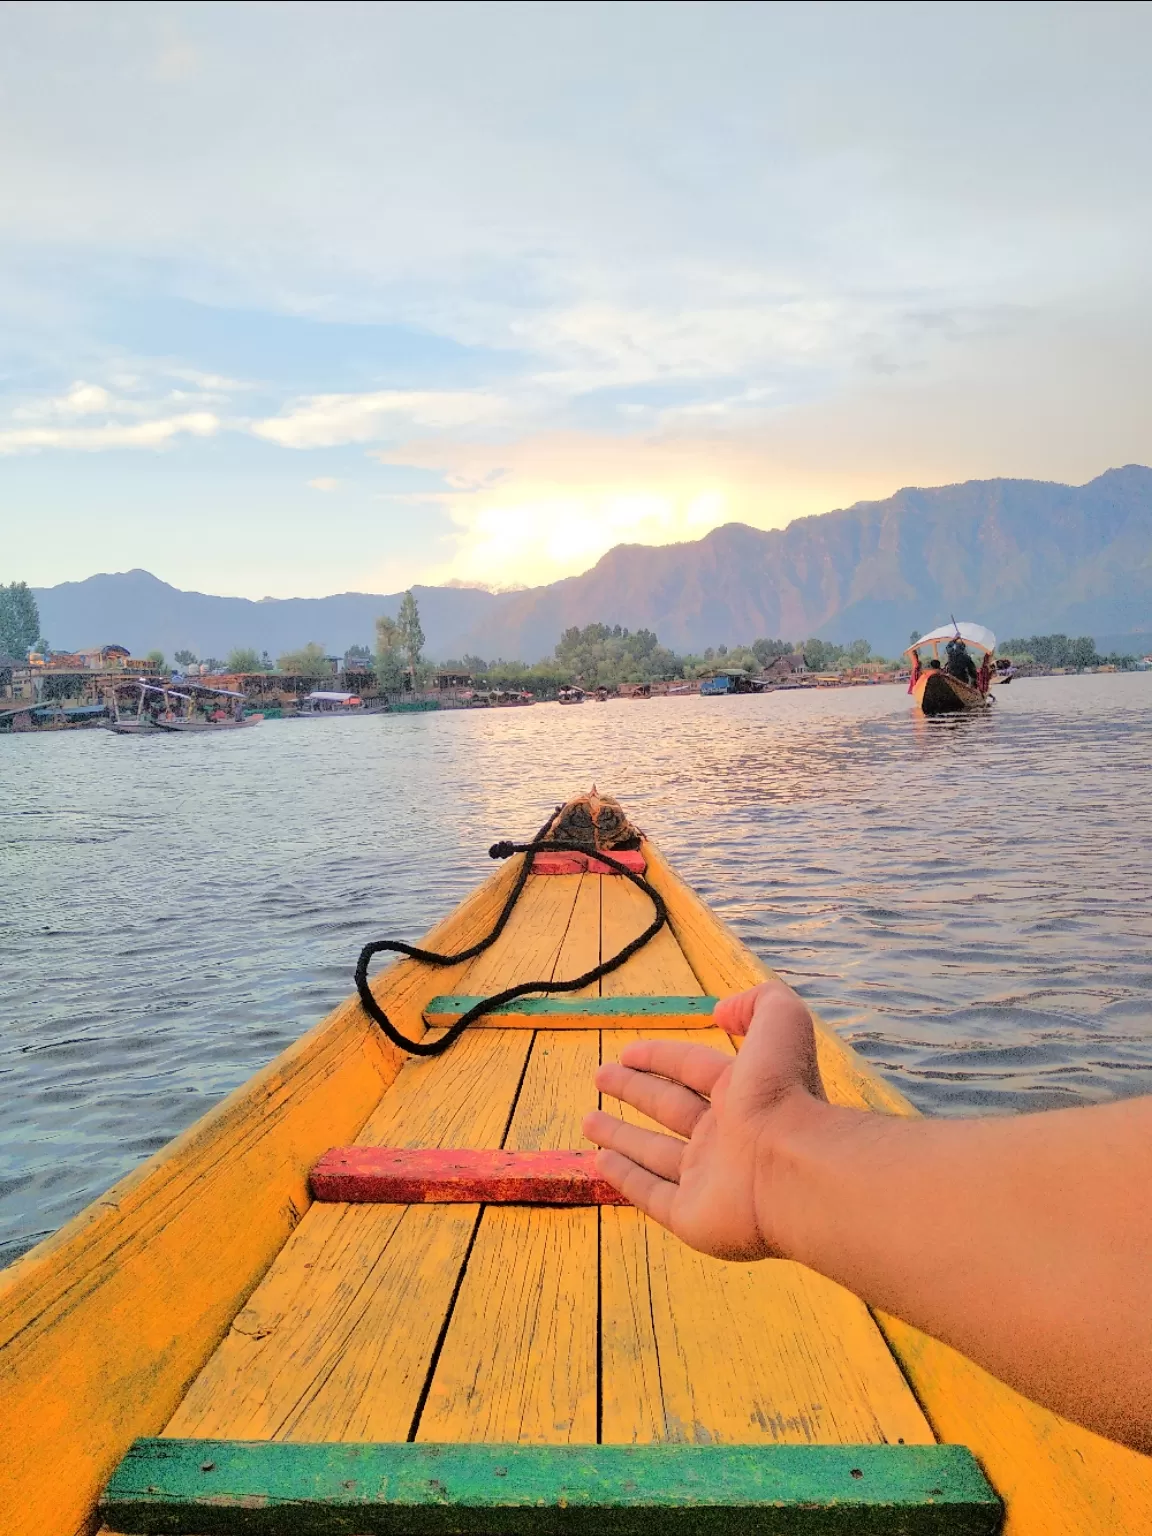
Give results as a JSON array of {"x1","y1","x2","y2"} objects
[{"x1": 1, "y1": 673, "x2": 1150, "y2": 1265}]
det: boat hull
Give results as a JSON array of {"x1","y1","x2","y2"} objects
[
  {"x1": 913, "y1": 670, "x2": 990, "y2": 715},
  {"x1": 3, "y1": 820, "x2": 1149, "y2": 1536}
]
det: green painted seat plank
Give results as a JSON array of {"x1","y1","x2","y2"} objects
[
  {"x1": 101, "y1": 1439, "x2": 1002, "y2": 1534},
  {"x1": 425, "y1": 994, "x2": 719, "y2": 1018}
]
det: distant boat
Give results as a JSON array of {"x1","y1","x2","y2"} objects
[
  {"x1": 105, "y1": 681, "x2": 261, "y2": 734},
  {"x1": 291, "y1": 691, "x2": 389, "y2": 717},
  {"x1": 905, "y1": 623, "x2": 996, "y2": 715},
  {"x1": 699, "y1": 668, "x2": 767, "y2": 696},
  {"x1": 557, "y1": 686, "x2": 586, "y2": 704}
]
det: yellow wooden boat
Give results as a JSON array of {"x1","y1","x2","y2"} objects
[
  {"x1": 905, "y1": 623, "x2": 996, "y2": 715},
  {"x1": 3, "y1": 797, "x2": 1150, "y2": 1535}
]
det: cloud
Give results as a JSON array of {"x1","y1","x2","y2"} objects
[
  {"x1": 0, "y1": 366, "x2": 240, "y2": 454},
  {"x1": 307, "y1": 476, "x2": 340, "y2": 492},
  {"x1": 250, "y1": 390, "x2": 506, "y2": 449},
  {"x1": 0, "y1": 413, "x2": 220, "y2": 454}
]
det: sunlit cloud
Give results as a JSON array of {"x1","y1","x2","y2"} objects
[
  {"x1": 1, "y1": 368, "x2": 238, "y2": 455},
  {"x1": 307, "y1": 476, "x2": 340, "y2": 492},
  {"x1": 0, "y1": 413, "x2": 220, "y2": 454},
  {"x1": 251, "y1": 389, "x2": 507, "y2": 449}
]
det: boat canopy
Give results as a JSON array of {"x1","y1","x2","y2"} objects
[
  {"x1": 187, "y1": 684, "x2": 247, "y2": 698},
  {"x1": 905, "y1": 622, "x2": 996, "y2": 658},
  {"x1": 134, "y1": 683, "x2": 193, "y2": 700},
  {"x1": 306, "y1": 691, "x2": 358, "y2": 702}
]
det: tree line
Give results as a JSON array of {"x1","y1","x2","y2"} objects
[
  {"x1": 998, "y1": 633, "x2": 1140, "y2": 670},
  {"x1": 5, "y1": 575, "x2": 1142, "y2": 685}
]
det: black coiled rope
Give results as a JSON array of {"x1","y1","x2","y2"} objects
[{"x1": 354, "y1": 811, "x2": 668, "y2": 1056}]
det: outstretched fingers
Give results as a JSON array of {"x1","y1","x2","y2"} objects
[
  {"x1": 614, "y1": 1038, "x2": 731, "y2": 1096},
  {"x1": 595, "y1": 1061, "x2": 710, "y2": 1137},
  {"x1": 593, "y1": 1148, "x2": 679, "y2": 1228},
  {"x1": 583, "y1": 1108, "x2": 686, "y2": 1181}
]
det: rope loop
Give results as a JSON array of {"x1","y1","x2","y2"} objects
[{"x1": 355, "y1": 813, "x2": 666, "y2": 1057}]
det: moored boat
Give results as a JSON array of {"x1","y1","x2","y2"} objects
[
  {"x1": 699, "y1": 667, "x2": 767, "y2": 696},
  {"x1": 905, "y1": 623, "x2": 997, "y2": 715},
  {"x1": 557, "y1": 685, "x2": 586, "y2": 704},
  {"x1": 3, "y1": 791, "x2": 1148, "y2": 1536}
]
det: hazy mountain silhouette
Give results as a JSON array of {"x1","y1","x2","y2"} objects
[
  {"x1": 32, "y1": 572, "x2": 501, "y2": 662},
  {"x1": 33, "y1": 467, "x2": 1152, "y2": 661}
]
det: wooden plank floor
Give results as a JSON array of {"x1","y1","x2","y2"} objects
[{"x1": 162, "y1": 873, "x2": 932, "y2": 1450}]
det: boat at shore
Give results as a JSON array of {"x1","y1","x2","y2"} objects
[
  {"x1": 557, "y1": 685, "x2": 586, "y2": 704},
  {"x1": 105, "y1": 681, "x2": 261, "y2": 734},
  {"x1": 905, "y1": 623, "x2": 997, "y2": 715},
  {"x1": 3, "y1": 791, "x2": 1147, "y2": 1536},
  {"x1": 289, "y1": 690, "x2": 389, "y2": 717}
]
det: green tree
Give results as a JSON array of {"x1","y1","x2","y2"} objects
[
  {"x1": 552, "y1": 622, "x2": 682, "y2": 687},
  {"x1": 1071, "y1": 636, "x2": 1099, "y2": 670},
  {"x1": 397, "y1": 590, "x2": 425, "y2": 669},
  {"x1": 751, "y1": 637, "x2": 793, "y2": 666},
  {"x1": 1001, "y1": 634, "x2": 1100, "y2": 670},
  {"x1": 173, "y1": 649, "x2": 198, "y2": 668},
  {"x1": 145, "y1": 649, "x2": 167, "y2": 672},
  {"x1": 802, "y1": 637, "x2": 845, "y2": 672},
  {"x1": 277, "y1": 642, "x2": 332, "y2": 678},
  {"x1": 0, "y1": 581, "x2": 41, "y2": 659},
  {"x1": 226, "y1": 647, "x2": 262, "y2": 673},
  {"x1": 375, "y1": 614, "x2": 406, "y2": 689}
]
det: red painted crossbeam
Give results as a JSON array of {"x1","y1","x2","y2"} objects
[
  {"x1": 531, "y1": 848, "x2": 647, "y2": 876},
  {"x1": 310, "y1": 1147, "x2": 629, "y2": 1205}
]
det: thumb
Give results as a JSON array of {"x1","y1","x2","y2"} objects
[{"x1": 722, "y1": 981, "x2": 827, "y2": 1109}]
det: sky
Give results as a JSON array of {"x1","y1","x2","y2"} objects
[{"x1": 3, "y1": 0, "x2": 1152, "y2": 599}]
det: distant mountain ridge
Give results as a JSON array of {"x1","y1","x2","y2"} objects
[
  {"x1": 32, "y1": 467, "x2": 1152, "y2": 661},
  {"x1": 31, "y1": 573, "x2": 502, "y2": 664}
]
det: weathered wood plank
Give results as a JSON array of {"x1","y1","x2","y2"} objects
[
  {"x1": 554, "y1": 872, "x2": 601, "y2": 997},
  {"x1": 101, "y1": 1438, "x2": 1002, "y2": 1535},
  {"x1": 355, "y1": 1028, "x2": 532, "y2": 1149},
  {"x1": 643, "y1": 839, "x2": 1152, "y2": 1532},
  {"x1": 163, "y1": 1203, "x2": 477, "y2": 1443},
  {"x1": 310, "y1": 1147, "x2": 628, "y2": 1205},
  {"x1": 161, "y1": 945, "x2": 535, "y2": 1450},
  {"x1": 500, "y1": 1030, "x2": 600, "y2": 1155},
  {"x1": 600, "y1": 876, "x2": 703, "y2": 997},
  {"x1": 451, "y1": 874, "x2": 584, "y2": 997},
  {"x1": 599, "y1": 1028, "x2": 934, "y2": 1449},
  {"x1": 416, "y1": 1031, "x2": 600, "y2": 1444}
]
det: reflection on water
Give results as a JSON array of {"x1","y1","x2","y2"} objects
[{"x1": 2, "y1": 674, "x2": 1150, "y2": 1264}]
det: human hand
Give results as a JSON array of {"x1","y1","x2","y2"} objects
[{"x1": 582, "y1": 979, "x2": 826, "y2": 1260}]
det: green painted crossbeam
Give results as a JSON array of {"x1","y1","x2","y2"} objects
[
  {"x1": 101, "y1": 1439, "x2": 1002, "y2": 1534},
  {"x1": 423, "y1": 994, "x2": 720, "y2": 1029}
]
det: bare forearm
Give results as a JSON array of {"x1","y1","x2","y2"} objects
[{"x1": 763, "y1": 1094, "x2": 1152, "y2": 1450}]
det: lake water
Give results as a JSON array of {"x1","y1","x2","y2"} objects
[{"x1": 2, "y1": 674, "x2": 1151, "y2": 1267}]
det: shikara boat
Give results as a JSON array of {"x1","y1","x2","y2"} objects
[
  {"x1": 3, "y1": 796, "x2": 1149, "y2": 1536},
  {"x1": 905, "y1": 623, "x2": 996, "y2": 715}
]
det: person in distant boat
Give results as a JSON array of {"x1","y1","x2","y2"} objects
[
  {"x1": 906, "y1": 651, "x2": 923, "y2": 694},
  {"x1": 585, "y1": 979, "x2": 1152, "y2": 1454},
  {"x1": 998, "y1": 657, "x2": 1017, "y2": 683},
  {"x1": 944, "y1": 635, "x2": 979, "y2": 686},
  {"x1": 928, "y1": 657, "x2": 942, "y2": 670}
]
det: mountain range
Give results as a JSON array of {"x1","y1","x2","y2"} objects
[{"x1": 31, "y1": 467, "x2": 1152, "y2": 662}]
